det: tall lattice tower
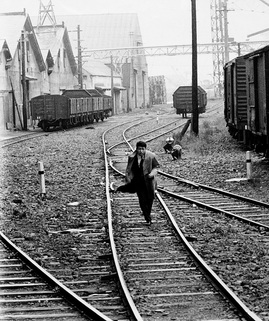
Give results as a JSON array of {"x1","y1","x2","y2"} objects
[
  {"x1": 37, "y1": 0, "x2": 57, "y2": 29},
  {"x1": 210, "y1": 0, "x2": 228, "y2": 97}
]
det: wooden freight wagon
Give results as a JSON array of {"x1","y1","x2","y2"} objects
[
  {"x1": 103, "y1": 94, "x2": 113, "y2": 111},
  {"x1": 224, "y1": 56, "x2": 247, "y2": 141},
  {"x1": 62, "y1": 89, "x2": 95, "y2": 124},
  {"x1": 86, "y1": 89, "x2": 103, "y2": 112},
  {"x1": 244, "y1": 45, "x2": 269, "y2": 156},
  {"x1": 173, "y1": 86, "x2": 207, "y2": 117},
  {"x1": 31, "y1": 95, "x2": 70, "y2": 131}
]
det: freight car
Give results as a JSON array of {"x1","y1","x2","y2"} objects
[
  {"x1": 173, "y1": 86, "x2": 207, "y2": 117},
  {"x1": 224, "y1": 56, "x2": 247, "y2": 141},
  {"x1": 31, "y1": 89, "x2": 112, "y2": 131},
  {"x1": 224, "y1": 45, "x2": 269, "y2": 157}
]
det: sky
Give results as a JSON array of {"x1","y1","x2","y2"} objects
[{"x1": 1, "y1": 0, "x2": 269, "y2": 99}]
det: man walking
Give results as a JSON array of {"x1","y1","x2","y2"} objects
[{"x1": 110, "y1": 141, "x2": 159, "y2": 225}]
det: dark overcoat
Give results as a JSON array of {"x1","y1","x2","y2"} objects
[{"x1": 125, "y1": 150, "x2": 159, "y2": 199}]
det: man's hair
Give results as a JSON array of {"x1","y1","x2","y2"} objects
[{"x1": 136, "y1": 141, "x2": 147, "y2": 148}]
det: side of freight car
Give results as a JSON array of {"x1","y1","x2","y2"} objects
[
  {"x1": 224, "y1": 56, "x2": 247, "y2": 141},
  {"x1": 244, "y1": 46, "x2": 269, "y2": 156},
  {"x1": 31, "y1": 89, "x2": 112, "y2": 131},
  {"x1": 173, "y1": 86, "x2": 207, "y2": 117},
  {"x1": 31, "y1": 95, "x2": 70, "y2": 131}
]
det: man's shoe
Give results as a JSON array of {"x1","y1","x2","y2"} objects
[{"x1": 145, "y1": 217, "x2": 152, "y2": 225}]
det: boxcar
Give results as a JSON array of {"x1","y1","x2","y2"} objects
[
  {"x1": 244, "y1": 45, "x2": 269, "y2": 155},
  {"x1": 173, "y1": 86, "x2": 207, "y2": 117},
  {"x1": 31, "y1": 95, "x2": 70, "y2": 131},
  {"x1": 224, "y1": 56, "x2": 247, "y2": 141}
]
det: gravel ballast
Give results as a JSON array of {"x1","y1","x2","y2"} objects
[{"x1": 1, "y1": 99, "x2": 268, "y2": 319}]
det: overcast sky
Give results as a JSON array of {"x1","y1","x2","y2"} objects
[{"x1": 2, "y1": 0, "x2": 269, "y2": 97}]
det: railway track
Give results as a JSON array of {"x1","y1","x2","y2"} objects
[
  {"x1": 2, "y1": 115, "x2": 174, "y2": 320},
  {"x1": 2, "y1": 102, "x2": 267, "y2": 320},
  {"x1": 1, "y1": 119, "x2": 149, "y2": 320},
  {"x1": 105, "y1": 119, "x2": 263, "y2": 320},
  {"x1": 120, "y1": 106, "x2": 269, "y2": 229},
  {"x1": 0, "y1": 231, "x2": 111, "y2": 321},
  {"x1": 158, "y1": 172, "x2": 269, "y2": 228},
  {"x1": 0, "y1": 131, "x2": 47, "y2": 148}
]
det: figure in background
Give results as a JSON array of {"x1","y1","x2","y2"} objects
[
  {"x1": 163, "y1": 137, "x2": 182, "y2": 160},
  {"x1": 171, "y1": 144, "x2": 182, "y2": 160},
  {"x1": 163, "y1": 137, "x2": 174, "y2": 153},
  {"x1": 110, "y1": 141, "x2": 160, "y2": 225}
]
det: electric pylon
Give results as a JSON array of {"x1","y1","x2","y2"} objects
[{"x1": 210, "y1": 0, "x2": 228, "y2": 97}]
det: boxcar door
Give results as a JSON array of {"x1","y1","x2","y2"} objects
[
  {"x1": 235, "y1": 58, "x2": 247, "y2": 131},
  {"x1": 224, "y1": 63, "x2": 234, "y2": 125},
  {"x1": 247, "y1": 56, "x2": 260, "y2": 133}
]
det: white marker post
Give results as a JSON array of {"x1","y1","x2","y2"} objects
[
  {"x1": 246, "y1": 151, "x2": 252, "y2": 180},
  {"x1": 38, "y1": 161, "x2": 46, "y2": 197}
]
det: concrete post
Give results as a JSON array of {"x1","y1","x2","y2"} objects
[
  {"x1": 38, "y1": 161, "x2": 46, "y2": 196},
  {"x1": 246, "y1": 151, "x2": 252, "y2": 180}
]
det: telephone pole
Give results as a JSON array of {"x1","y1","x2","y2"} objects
[
  {"x1": 77, "y1": 25, "x2": 83, "y2": 89},
  {"x1": 191, "y1": 0, "x2": 198, "y2": 136},
  {"x1": 223, "y1": 0, "x2": 229, "y2": 62},
  {"x1": 110, "y1": 55, "x2": 115, "y2": 115},
  {"x1": 21, "y1": 30, "x2": 28, "y2": 131}
]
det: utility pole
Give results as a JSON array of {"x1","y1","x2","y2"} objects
[
  {"x1": 77, "y1": 25, "x2": 83, "y2": 89},
  {"x1": 191, "y1": 0, "x2": 198, "y2": 136},
  {"x1": 21, "y1": 30, "x2": 27, "y2": 131},
  {"x1": 110, "y1": 55, "x2": 115, "y2": 115},
  {"x1": 223, "y1": 0, "x2": 229, "y2": 62}
]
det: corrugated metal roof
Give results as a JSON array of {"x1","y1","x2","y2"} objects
[
  {"x1": 82, "y1": 59, "x2": 120, "y2": 77},
  {"x1": 58, "y1": 13, "x2": 143, "y2": 50},
  {"x1": 0, "y1": 14, "x2": 46, "y2": 71},
  {"x1": 0, "y1": 15, "x2": 27, "y2": 56},
  {"x1": 35, "y1": 26, "x2": 65, "y2": 60},
  {"x1": 34, "y1": 25, "x2": 76, "y2": 75}
]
